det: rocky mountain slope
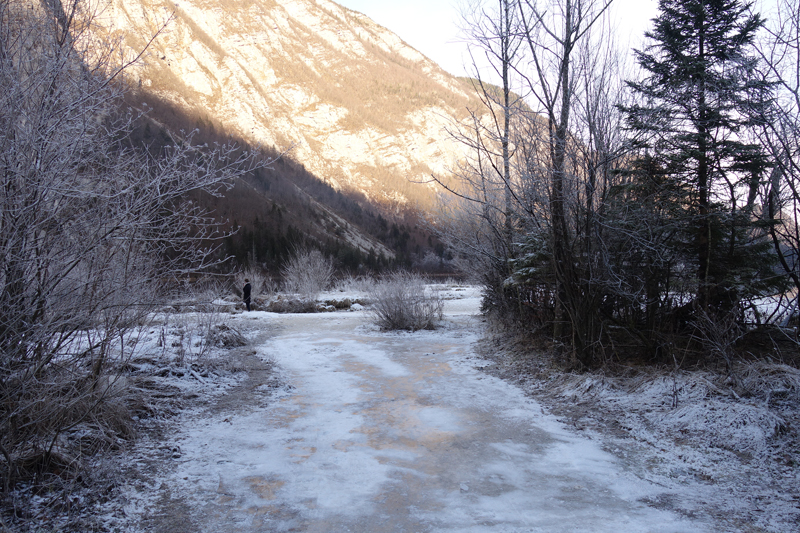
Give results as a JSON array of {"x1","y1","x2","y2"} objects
[{"x1": 99, "y1": 0, "x2": 478, "y2": 210}]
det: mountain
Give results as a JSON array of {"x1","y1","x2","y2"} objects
[{"x1": 98, "y1": 0, "x2": 478, "y2": 212}]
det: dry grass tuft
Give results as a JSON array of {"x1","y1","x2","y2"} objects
[
  {"x1": 207, "y1": 323, "x2": 248, "y2": 348},
  {"x1": 739, "y1": 361, "x2": 800, "y2": 402}
]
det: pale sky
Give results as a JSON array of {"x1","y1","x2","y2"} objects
[{"x1": 334, "y1": 0, "x2": 661, "y2": 77}]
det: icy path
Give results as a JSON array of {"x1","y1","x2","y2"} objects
[{"x1": 164, "y1": 295, "x2": 711, "y2": 532}]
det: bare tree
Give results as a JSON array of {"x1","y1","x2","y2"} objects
[
  {"x1": 0, "y1": 0, "x2": 258, "y2": 492},
  {"x1": 434, "y1": 0, "x2": 525, "y2": 314},
  {"x1": 754, "y1": 0, "x2": 800, "y2": 307},
  {"x1": 437, "y1": 0, "x2": 619, "y2": 365},
  {"x1": 514, "y1": 0, "x2": 615, "y2": 364}
]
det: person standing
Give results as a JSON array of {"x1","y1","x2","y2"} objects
[{"x1": 243, "y1": 279, "x2": 252, "y2": 311}]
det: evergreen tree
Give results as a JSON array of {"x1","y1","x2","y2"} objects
[{"x1": 623, "y1": 0, "x2": 779, "y2": 316}]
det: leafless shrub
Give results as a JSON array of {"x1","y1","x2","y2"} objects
[
  {"x1": 690, "y1": 310, "x2": 747, "y2": 374},
  {"x1": 0, "y1": 368, "x2": 138, "y2": 491},
  {"x1": 324, "y1": 298, "x2": 367, "y2": 310},
  {"x1": 333, "y1": 274, "x2": 377, "y2": 294},
  {"x1": 0, "y1": 0, "x2": 262, "y2": 500},
  {"x1": 183, "y1": 276, "x2": 230, "y2": 306},
  {"x1": 281, "y1": 248, "x2": 334, "y2": 298},
  {"x1": 369, "y1": 272, "x2": 444, "y2": 331},
  {"x1": 170, "y1": 311, "x2": 223, "y2": 364}
]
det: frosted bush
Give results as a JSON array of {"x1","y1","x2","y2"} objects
[
  {"x1": 740, "y1": 361, "x2": 800, "y2": 401},
  {"x1": 333, "y1": 274, "x2": 377, "y2": 294},
  {"x1": 281, "y1": 248, "x2": 334, "y2": 298},
  {"x1": 369, "y1": 272, "x2": 444, "y2": 331}
]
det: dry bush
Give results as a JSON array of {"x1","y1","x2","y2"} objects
[
  {"x1": 740, "y1": 361, "x2": 800, "y2": 403},
  {"x1": 655, "y1": 399, "x2": 787, "y2": 457},
  {"x1": 190, "y1": 276, "x2": 244, "y2": 309},
  {"x1": 0, "y1": 0, "x2": 259, "y2": 503},
  {"x1": 281, "y1": 248, "x2": 334, "y2": 298},
  {"x1": 167, "y1": 311, "x2": 224, "y2": 364},
  {"x1": 333, "y1": 274, "x2": 377, "y2": 294},
  {"x1": 690, "y1": 310, "x2": 747, "y2": 372},
  {"x1": 369, "y1": 272, "x2": 444, "y2": 331},
  {"x1": 0, "y1": 366, "x2": 138, "y2": 493}
]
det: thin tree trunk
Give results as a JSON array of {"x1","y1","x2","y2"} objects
[{"x1": 696, "y1": 8, "x2": 711, "y2": 312}]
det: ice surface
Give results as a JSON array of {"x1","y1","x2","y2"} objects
[{"x1": 113, "y1": 286, "x2": 717, "y2": 532}]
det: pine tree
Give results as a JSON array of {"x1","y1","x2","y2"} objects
[{"x1": 623, "y1": 0, "x2": 779, "y2": 316}]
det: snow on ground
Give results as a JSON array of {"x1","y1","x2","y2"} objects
[
  {"x1": 75, "y1": 282, "x2": 799, "y2": 532},
  {"x1": 480, "y1": 341, "x2": 800, "y2": 532}
]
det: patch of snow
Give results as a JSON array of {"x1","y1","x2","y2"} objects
[{"x1": 488, "y1": 357, "x2": 800, "y2": 532}]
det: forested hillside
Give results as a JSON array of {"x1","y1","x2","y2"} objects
[{"x1": 127, "y1": 93, "x2": 444, "y2": 273}]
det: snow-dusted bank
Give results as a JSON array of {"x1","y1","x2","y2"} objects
[{"x1": 98, "y1": 284, "x2": 786, "y2": 532}]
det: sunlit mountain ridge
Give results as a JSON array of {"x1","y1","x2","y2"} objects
[{"x1": 100, "y1": 0, "x2": 478, "y2": 211}]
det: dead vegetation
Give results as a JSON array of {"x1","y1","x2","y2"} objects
[
  {"x1": 280, "y1": 247, "x2": 334, "y2": 298},
  {"x1": 0, "y1": 301, "x2": 257, "y2": 532},
  {"x1": 476, "y1": 327, "x2": 800, "y2": 531},
  {"x1": 368, "y1": 272, "x2": 445, "y2": 331}
]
